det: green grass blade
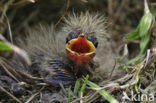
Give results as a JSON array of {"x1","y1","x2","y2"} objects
[
  {"x1": 125, "y1": 23, "x2": 140, "y2": 40},
  {"x1": 125, "y1": 31, "x2": 139, "y2": 40},
  {"x1": 140, "y1": 34, "x2": 150, "y2": 54},
  {"x1": 126, "y1": 54, "x2": 142, "y2": 65},
  {"x1": 68, "y1": 87, "x2": 71, "y2": 103},
  {"x1": 87, "y1": 81, "x2": 119, "y2": 103},
  {"x1": 74, "y1": 78, "x2": 81, "y2": 95},
  {"x1": 0, "y1": 41, "x2": 12, "y2": 51},
  {"x1": 139, "y1": 12, "x2": 152, "y2": 37},
  {"x1": 78, "y1": 75, "x2": 89, "y2": 97}
]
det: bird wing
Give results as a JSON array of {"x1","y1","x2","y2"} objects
[{"x1": 43, "y1": 59, "x2": 76, "y2": 86}]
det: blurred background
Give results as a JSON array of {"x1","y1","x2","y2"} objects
[
  {"x1": 0, "y1": 0, "x2": 156, "y2": 56},
  {"x1": 0, "y1": 0, "x2": 152, "y2": 36}
]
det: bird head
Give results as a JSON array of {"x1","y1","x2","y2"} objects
[{"x1": 65, "y1": 32, "x2": 98, "y2": 74}]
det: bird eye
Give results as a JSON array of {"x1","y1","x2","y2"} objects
[
  {"x1": 66, "y1": 32, "x2": 78, "y2": 43},
  {"x1": 87, "y1": 36, "x2": 98, "y2": 48}
]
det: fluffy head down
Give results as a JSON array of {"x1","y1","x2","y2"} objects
[
  {"x1": 61, "y1": 12, "x2": 117, "y2": 79},
  {"x1": 62, "y1": 11, "x2": 108, "y2": 39},
  {"x1": 20, "y1": 12, "x2": 109, "y2": 60}
]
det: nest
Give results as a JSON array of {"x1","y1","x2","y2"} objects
[{"x1": 0, "y1": 0, "x2": 156, "y2": 103}]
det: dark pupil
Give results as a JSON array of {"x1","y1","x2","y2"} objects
[
  {"x1": 66, "y1": 32, "x2": 78, "y2": 43},
  {"x1": 87, "y1": 36, "x2": 98, "y2": 48}
]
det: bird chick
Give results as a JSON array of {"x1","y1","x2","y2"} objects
[{"x1": 18, "y1": 12, "x2": 110, "y2": 86}]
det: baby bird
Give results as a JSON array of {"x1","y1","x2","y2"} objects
[{"x1": 19, "y1": 12, "x2": 109, "y2": 86}]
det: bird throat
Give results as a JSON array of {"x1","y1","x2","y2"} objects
[{"x1": 65, "y1": 35, "x2": 96, "y2": 74}]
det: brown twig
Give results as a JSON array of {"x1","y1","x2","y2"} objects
[
  {"x1": 108, "y1": 0, "x2": 113, "y2": 17},
  {"x1": 59, "y1": 83, "x2": 67, "y2": 95},
  {"x1": 0, "y1": 0, "x2": 15, "y2": 20},
  {"x1": 25, "y1": 86, "x2": 45, "y2": 103},
  {"x1": 0, "y1": 61, "x2": 20, "y2": 82},
  {"x1": 109, "y1": 58, "x2": 116, "y2": 78},
  {"x1": 54, "y1": 0, "x2": 70, "y2": 27},
  {"x1": 80, "y1": 0, "x2": 88, "y2": 3},
  {"x1": 10, "y1": 0, "x2": 36, "y2": 8},
  {"x1": 113, "y1": 0, "x2": 127, "y2": 22},
  {"x1": 71, "y1": 96, "x2": 87, "y2": 103},
  {"x1": 4, "y1": 14, "x2": 13, "y2": 44},
  {"x1": 16, "y1": 70, "x2": 44, "y2": 81},
  {"x1": 87, "y1": 92, "x2": 99, "y2": 102},
  {"x1": 0, "y1": 57, "x2": 43, "y2": 83},
  {"x1": 0, "y1": 85, "x2": 22, "y2": 103}
]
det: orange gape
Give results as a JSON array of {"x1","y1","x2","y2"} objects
[
  {"x1": 70, "y1": 36, "x2": 92, "y2": 53},
  {"x1": 66, "y1": 35, "x2": 96, "y2": 73}
]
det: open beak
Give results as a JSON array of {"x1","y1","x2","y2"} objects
[
  {"x1": 65, "y1": 35, "x2": 96, "y2": 56},
  {"x1": 65, "y1": 34, "x2": 96, "y2": 74}
]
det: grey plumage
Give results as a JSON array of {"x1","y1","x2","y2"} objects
[
  {"x1": 62, "y1": 11, "x2": 108, "y2": 40},
  {"x1": 17, "y1": 11, "x2": 120, "y2": 84},
  {"x1": 20, "y1": 25, "x2": 62, "y2": 59}
]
